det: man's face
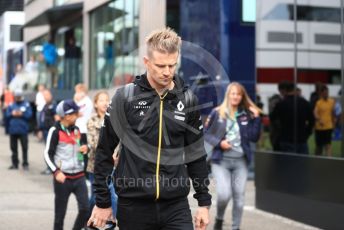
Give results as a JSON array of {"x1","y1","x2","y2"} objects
[
  {"x1": 144, "y1": 50, "x2": 179, "y2": 89},
  {"x1": 43, "y1": 91, "x2": 52, "y2": 103},
  {"x1": 74, "y1": 91, "x2": 85, "y2": 102},
  {"x1": 63, "y1": 112, "x2": 79, "y2": 126},
  {"x1": 14, "y1": 96, "x2": 22, "y2": 102},
  {"x1": 321, "y1": 89, "x2": 329, "y2": 99}
]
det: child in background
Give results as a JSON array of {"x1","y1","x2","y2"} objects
[
  {"x1": 86, "y1": 91, "x2": 117, "y2": 226},
  {"x1": 44, "y1": 99, "x2": 89, "y2": 230}
]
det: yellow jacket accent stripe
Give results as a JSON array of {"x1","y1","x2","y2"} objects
[{"x1": 156, "y1": 92, "x2": 168, "y2": 200}]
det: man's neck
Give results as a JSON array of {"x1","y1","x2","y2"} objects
[
  {"x1": 60, "y1": 120, "x2": 70, "y2": 128},
  {"x1": 146, "y1": 74, "x2": 174, "y2": 96},
  {"x1": 98, "y1": 111, "x2": 105, "y2": 118}
]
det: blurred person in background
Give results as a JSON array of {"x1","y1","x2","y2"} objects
[
  {"x1": 9, "y1": 63, "x2": 23, "y2": 83},
  {"x1": 74, "y1": 83, "x2": 93, "y2": 173},
  {"x1": 270, "y1": 82, "x2": 314, "y2": 154},
  {"x1": 40, "y1": 89, "x2": 59, "y2": 175},
  {"x1": 25, "y1": 55, "x2": 39, "y2": 73},
  {"x1": 64, "y1": 36, "x2": 81, "y2": 89},
  {"x1": 6, "y1": 88, "x2": 33, "y2": 170},
  {"x1": 268, "y1": 81, "x2": 289, "y2": 151},
  {"x1": 314, "y1": 85, "x2": 335, "y2": 156},
  {"x1": 74, "y1": 84, "x2": 93, "y2": 135},
  {"x1": 35, "y1": 84, "x2": 46, "y2": 141},
  {"x1": 42, "y1": 38, "x2": 58, "y2": 88},
  {"x1": 0, "y1": 87, "x2": 14, "y2": 134},
  {"x1": 296, "y1": 87, "x2": 302, "y2": 98},
  {"x1": 333, "y1": 90, "x2": 342, "y2": 141},
  {"x1": 204, "y1": 82, "x2": 261, "y2": 230}
]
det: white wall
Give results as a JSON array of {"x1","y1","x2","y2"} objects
[
  {"x1": 256, "y1": 0, "x2": 342, "y2": 69},
  {"x1": 24, "y1": 0, "x2": 53, "y2": 24},
  {"x1": 0, "y1": 12, "x2": 25, "y2": 91}
]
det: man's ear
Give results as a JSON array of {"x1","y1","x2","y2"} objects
[{"x1": 143, "y1": 56, "x2": 149, "y2": 67}]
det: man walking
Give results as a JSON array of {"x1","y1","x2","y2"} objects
[
  {"x1": 88, "y1": 28, "x2": 211, "y2": 230},
  {"x1": 6, "y1": 89, "x2": 32, "y2": 170}
]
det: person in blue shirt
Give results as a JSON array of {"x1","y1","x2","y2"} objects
[
  {"x1": 6, "y1": 88, "x2": 33, "y2": 170},
  {"x1": 42, "y1": 38, "x2": 58, "y2": 88}
]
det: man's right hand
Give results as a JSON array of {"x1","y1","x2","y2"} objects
[
  {"x1": 87, "y1": 205, "x2": 112, "y2": 228},
  {"x1": 220, "y1": 140, "x2": 232, "y2": 150},
  {"x1": 55, "y1": 171, "x2": 66, "y2": 183},
  {"x1": 12, "y1": 110, "x2": 22, "y2": 117}
]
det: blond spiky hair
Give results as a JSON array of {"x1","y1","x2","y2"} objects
[{"x1": 145, "y1": 27, "x2": 181, "y2": 57}]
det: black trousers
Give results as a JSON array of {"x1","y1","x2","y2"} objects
[
  {"x1": 53, "y1": 176, "x2": 89, "y2": 230},
  {"x1": 117, "y1": 197, "x2": 193, "y2": 230},
  {"x1": 10, "y1": 134, "x2": 28, "y2": 167}
]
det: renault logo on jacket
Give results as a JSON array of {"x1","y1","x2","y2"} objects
[{"x1": 177, "y1": 101, "x2": 184, "y2": 111}]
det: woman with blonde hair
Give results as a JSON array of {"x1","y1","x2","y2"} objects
[{"x1": 205, "y1": 82, "x2": 261, "y2": 230}]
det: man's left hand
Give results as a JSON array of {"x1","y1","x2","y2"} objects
[
  {"x1": 194, "y1": 206, "x2": 210, "y2": 230},
  {"x1": 79, "y1": 145, "x2": 88, "y2": 154}
]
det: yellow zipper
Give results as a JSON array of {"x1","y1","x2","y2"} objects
[{"x1": 156, "y1": 92, "x2": 168, "y2": 200}]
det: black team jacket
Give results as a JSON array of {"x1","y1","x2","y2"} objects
[{"x1": 93, "y1": 74, "x2": 212, "y2": 208}]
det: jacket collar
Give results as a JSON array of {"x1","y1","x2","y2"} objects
[
  {"x1": 224, "y1": 107, "x2": 247, "y2": 119},
  {"x1": 134, "y1": 74, "x2": 188, "y2": 98}
]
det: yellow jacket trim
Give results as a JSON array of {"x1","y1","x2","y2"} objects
[{"x1": 156, "y1": 92, "x2": 168, "y2": 200}]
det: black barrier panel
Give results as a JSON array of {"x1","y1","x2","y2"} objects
[{"x1": 255, "y1": 151, "x2": 344, "y2": 229}]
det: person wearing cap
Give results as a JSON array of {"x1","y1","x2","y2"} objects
[
  {"x1": 44, "y1": 99, "x2": 89, "y2": 230},
  {"x1": 6, "y1": 88, "x2": 32, "y2": 170}
]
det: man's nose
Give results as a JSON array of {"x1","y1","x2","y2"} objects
[{"x1": 162, "y1": 66, "x2": 171, "y2": 75}]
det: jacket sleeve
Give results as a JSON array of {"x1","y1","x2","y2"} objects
[
  {"x1": 80, "y1": 133, "x2": 88, "y2": 146},
  {"x1": 305, "y1": 101, "x2": 315, "y2": 137},
  {"x1": 204, "y1": 109, "x2": 223, "y2": 147},
  {"x1": 44, "y1": 127, "x2": 59, "y2": 173},
  {"x1": 269, "y1": 101, "x2": 280, "y2": 122},
  {"x1": 22, "y1": 102, "x2": 32, "y2": 120},
  {"x1": 184, "y1": 96, "x2": 212, "y2": 207},
  {"x1": 94, "y1": 92, "x2": 121, "y2": 209},
  {"x1": 77, "y1": 123, "x2": 88, "y2": 146},
  {"x1": 5, "y1": 105, "x2": 13, "y2": 119},
  {"x1": 87, "y1": 118, "x2": 98, "y2": 153},
  {"x1": 247, "y1": 116, "x2": 262, "y2": 142}
]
